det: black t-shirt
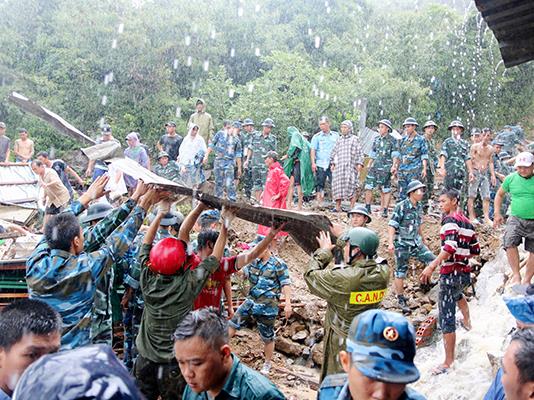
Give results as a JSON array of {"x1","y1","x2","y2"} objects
[
  {"x1": 159, "y1": 134, "x2": 183, "y2": 160},
  {"x1": 51, "y1": 159, "x2": 73, "y2": 195}
]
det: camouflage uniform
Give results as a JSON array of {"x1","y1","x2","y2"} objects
[
  {"x1": 388, "y1": 199, "x2": 435, "y2": 279},
  {"x1": 153, "y1": 161, "x2": 181, "y2": 183},
  {"x1": 229, "y1": 255, "x2": 291, "y2": 342},
  {"x1": 364, "y1": 134, "x2": 400, "y2": 193},
  {"x1": 209, "y1": 130, "x2": 242, "y2": 201},
  {"x1": 495, "y1": 130, "x2": 521, "y2": 156},
  {"x1": 423, "y1": 136, "x2": 439, "y2": 212},
  {"x1": 440, "y1": 137, "x2": 471, "y2": 196},
  {"x1": 304, "y1": 249, "x2": 389, "y2": 381},
  {"x1": 241, "y1": 131, "x2": 257, "y2": 198},
  {"x1": 82, "y1": 199, "x2": 139, "y2": 346},
  {"x1": 122, "y1": 228, "x2": 172, "y2": 370},
  {"x1": 249, "y1": 132, "x2": 277, "y2": 192},
  {"x1": 398, "y1": 135, "x2": 428, "y2": 201},
  {"x1": 493, "y1": 157, "x2": 513, "y2": 216},
  {"x1": 26, "y1": 201, "x2": 146, "y2": 350}
]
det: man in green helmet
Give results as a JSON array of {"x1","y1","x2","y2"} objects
[{"x1": 304, "y1": 228, "x2": 389, "y2": 382}]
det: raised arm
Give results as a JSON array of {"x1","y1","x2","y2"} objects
[{"x1": 178, "y1": 201, "x2": 208, "y2": 242}]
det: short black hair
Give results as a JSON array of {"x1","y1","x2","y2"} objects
[
  {"x1": 440, "y1": 188, "x2": 461, "y2": 202},
  {"x1": 45, "y1": 212, "x2": 82, "y2": 251},
  {"x1": 31, "y1": 159, "x2": 44, "y2": 168},
  {"x1": 197, "y1": 229, "x2": 219, "y2": 251},
  {"x1": 37, "y1": 151, "x2": 49, "y2": 159},
  {"x1": 173, "y1": 308, "x2": 228, "y2": 350},
  {"x1": 511, "y1": 328, "x2": 534, "y2": 384},
  {"x1": 0, "y1": 299, "x2": 62, "y2": 350}
]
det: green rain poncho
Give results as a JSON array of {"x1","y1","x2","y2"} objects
[{"x1": 283, "y1": 126, "x2": 314, "y2": 196}]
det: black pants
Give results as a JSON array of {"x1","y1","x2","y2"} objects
[{"x1": 134, "y1": 353, "x2": 186, "y2": 400}]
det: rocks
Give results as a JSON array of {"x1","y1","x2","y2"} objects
[
  {"x1": 292, "y1": 330, "x2": 309, "y2": 342},
  {"x1": 275, "y1": 336, "x2": 305, "y2": 357},
  {"x1": 311, "y1": 344, "x2": 323, "y2": 366}
]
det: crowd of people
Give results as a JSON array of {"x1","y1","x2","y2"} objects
[{"x1": 0, "y1": 102, "x2": 533, "y2": 400}]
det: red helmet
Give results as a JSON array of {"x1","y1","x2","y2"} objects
[{"x1": 148, "y1": 237, "x2": 187, "y2": 275}]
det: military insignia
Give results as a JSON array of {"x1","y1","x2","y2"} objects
[{"x1": 383, "y1": 326, "x2": 399, "y2": 341}]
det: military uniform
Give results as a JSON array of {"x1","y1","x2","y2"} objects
[
  {"x1": 318, "y1": 373, "x2": 426, "y2": 400},
  {"x1": 364, "y1": 134, "x2": 400, "y2": 193},
  {"x1": 229, "y1": 255, "x2": 290, "y2": 342},
  {"x1": 440, "y1": 137, "x2": 471, "y2": 195},
  {"x1": 26, "y1": 200, "x2": 146, "y2": 350},
  {"x1": 249, "y1": 132, "x2": 277, "y2": 192},
  {"x1": 304, "y1": 249, "x2": 389, "y2": 381},
  {"x1": 495, "y1": 130, "x2": 521, "y2": 156},
  {"x1": 209, "y1": 130, "x2": 242, "y2": 201},
  {"x1": 423, "y1": 135, "x2": 439, "y2": 212},
  {"x1": 398, "y1": 135, "x2": 428, "y2": 201},
  {"x1": 83, "y1": 199, "x2": 138, "y2": 346},
  {"x1": 153, "y1": 161, "x2": 181, "y2": 182},
  {"x1": 388, "y1": 199, "x2": 435, "y2": 279},
  {"x1": 241, "y1": 130, "x2": 258, "y2": 198}
]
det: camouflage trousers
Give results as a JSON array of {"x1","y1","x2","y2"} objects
[
  {"x1": 214, "y1": 158, "x2": 236, "y2": 201},
  {"x1": 123, "y1": 303, "x2": 143, "y2": 371},
  {"x1": 240, "y1": 166, "x2": 253, "y2": 198},
  {"x1": 251, "y1": 165, "x2": 267, "y2": 192},
  {"x1": 90, "y1": 271, "x2": 113, "y2": 346},
  {"x1": 398, "y1": 171, "x2": 423, "y2": 201},
  {"x1": 423, "y1": 171, "x2": 435, "y2": 212},
  {"x1": 394, "y1": 241, "x2": 436, "y2": 279},
  {"x1": 134, "y1": 354, "x2": 186, "y2": 400},
  {"x1": 444, "y1": 171, "x2": 467, "y2": 209}
]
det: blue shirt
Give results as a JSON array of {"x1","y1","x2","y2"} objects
[
  {"x1": 311, "y1": 131, "x2": 339, "y2": 169},
  {"x1": 0, "y1": 388, "x2": 10, "y2": 400},
  {"x1": 209, "y1": 130, "x2": 242, "y2": 160},
  {"x1": 483, "y1": 368, "x2": 505, "y2": 400},
  {"x1": 26, "y1": 200, "x2": 146, "y2": 350},
  {"x1": 388, "y1": 198, "x2": 424, "y2": 245},
  {"x1": 182, "y1": 354, "x2": 285, "y2": 399},
  {"x1": 398, "y1": 134, "x2": 428, "y2": 173}
]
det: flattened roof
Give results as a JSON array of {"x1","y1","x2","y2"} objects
[{"x1": 475, "y1": 0, "x2": 534, "y2": 67}]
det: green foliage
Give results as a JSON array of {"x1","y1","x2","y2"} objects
[{"x1": 0, "y1": 0, "x2": 532, "y2": 161}]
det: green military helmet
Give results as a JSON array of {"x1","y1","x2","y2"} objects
[{"x1": 341, "y1": 227, "x2": 379, "y2": 257}]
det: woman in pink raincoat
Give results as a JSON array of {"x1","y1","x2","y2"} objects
[{"x1": 258, "y1": 151, "x2": 290, "y2": 237}]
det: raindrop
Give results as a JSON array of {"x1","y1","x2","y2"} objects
[
  {"x1": 118, "y1": 23, "x2": 124, "y2": 34},
  {"x1": 308, "y1": 28, "x2": 313, "y2": 36},
  {"x1": 175, "y1": 107, "x2": 181, "y2": 118},
  {"x1": 173, "y1": 59, "x2": 179, "y2": 69},
  {"x1": 228, "y1": 88, "x2": 235, "y2": 98},
  {"x1": 230, "y1": 48, "x2": 235, "y2": 57},
  {"x1": 255, "y1": 4, "x2": 260, "y2": 12},
  {"x1": 211, "y1": 30, "x2": 216, "y2": 39},
  {"x1": 247, "y1": 83, "x2": 254, "y2": 92},
  {"x1": 111, "y1": 39, "x2": 117, "y2": 49},
  {"x1": 314, "y1": 36, "x2": 321, "y2": 48},
  {"x1": 185, "y1": 35, "x2": 191, "y2": 46},
  {"x1": 237, "y1": 6, "x2": 244, "y2": 17},
  {"x1": 255, "y1": 47, "x2": 261, "y2": 56},
  {"x1": 203, "y1": 60, "x2": 210, "y2": 71},
  {"x1": 101, "y1": 95, "x2": 108, "y2": 105},
  {"x1": 187, "y1": 56, "x2": 192, "y2": 67}
]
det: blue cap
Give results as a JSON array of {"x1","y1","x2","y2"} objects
[
  {"x1": 504, "y1": 291, "x2": 534, "y2": 324},
  {"x1": 232, "y1": 120, "x2": 242, "y2": 129},
  {"x1": 243, "y1": 118, "x2": 254, "y2": 126},
  {"x1": 13, "y1": 345, "x2": 144, "y2": 400},
  {"x1": 346, "y1": 309, "x2": 420, "y2": 384},
  {"x1": 199, "y1": 209, "x2": 221, "y2": 226}
]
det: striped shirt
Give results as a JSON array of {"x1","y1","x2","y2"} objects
[{"x1": 439, "y1": 211, "x2": 480, "y2": 274}]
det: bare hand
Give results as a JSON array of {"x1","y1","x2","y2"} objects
[
  {"x1": 157, "y1": 200, "x2": 171, "y2": 215},
  {"x1": 420, "y1": 265, "x2": 435, "y2": 284},
  {"x1": 227, "y1": 308, "x2": 235, "y2": 320},
  {"x1": 330, "y1": 164, "x2": 335, "y2": 172},
  {"x1": 202, "y1": 156, "x2": 209, "y2": 165},
  {"x1": 311, "y1": 162, "x2": 317, "y2": 173},
  {"x1": 469, "y1": 172, "x2": 475, "y2": 183},
  {"x1": 421, "y1": 168, "x2": 427, "y2": 179},
  {"x1": 388, "y1": 243, "x2": 395, "y2": 254},
  {"x1": 221, "y1": 206, "x2": 238, "y2": 226},
  {"x1": 131, "y1": 180, "x2": 148, "y2": 201},
  {"x1": 271, "y1": 194, "x2": 280, "y2": 202},
  {"x1": 284, "y1": 303, "x2": 293, "y2": 319},
  {"x1": 316, "y1": 231, "x2": 335, "y2": 251},
  {"x1": 243, "y1": 160, "x2": 249, "y2": 169},
  {"x1": 85, "y1": 174, "x2": 110, "y2": 201},
  {"x1": 491, "y1": 175, "x2": 497, "y2": 187},
  {"x1": 438, "y1": 167, "x2": 446, "y2": 178},
  {"x1": 493, "y1": 213, "x2": 504, "y2": 228},
  {"x1": 390, "y1": 166, "x2": 397, "y2": 175}
]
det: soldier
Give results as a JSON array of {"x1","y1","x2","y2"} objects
[
  {"x1": 493, "y1": 151, "x2": 513, "y2": 217},
  {"x1": 245, "y1": 118, "x2": 277, "y2": 202},
  {"x1": 318, "y1": 310, "x2": 425, "y2": 400},
  {"x1": 204, "y1": 120, "x2": 242, "y2": 202},
  {"x1": 157, "y1": 121, "x2": 183, "y2": 162},
  {"x1": 240, "y1": 118, "x2": 257, "y2": 199},
  {"x1": 332, "y1": 205, "x2": 373, "y2": 265},
  {"x1": 420, "y1": 189, "x2": 480, "y2": 375},
  {"x1": 471, "y1": 128, "x2": 482, "y2": 145},
  {"x1": 422, "y1": 120, "x2": 439, "y2": 213},
  {"x1": 364, "y1": 119, "x2": 400, "y2": 218},
  {"x1": 0, "y1": 121, "x2": 10, "y2": 162},
  {"x1": 174, "y1": 309, "x2": 285, "y2": 400},
  {"x1": 188, "y1": 98, "x2": 215, "y2": 144},
  {"x1": 468, "y1": 129, "x2": 497, "y2": 224},
  {"x1": 153, "y1": 151, "x2": 181, "y2": 182},
  {"x1": 133, "y1": 203, "x2": 228, "y2": 400},
  {"x1": 438, "y1": 120, "x2": 474, "y2": 199},
  {"x1": 495, "y1": 125, "x2": 522, "y2": 157},
  {"x1": 25, "y1": 176, "x2": 162, "y2": 350},
  {"x1": 305, "y1": 228, "x2": 389, "y2": 382},
  {"x1": 388, "y1": 180, "x2": 436, "y2": 313},
  {"x1": 228, "y1": 224, "x2": 292, "y2": 376},
  {"x1": 398, "y1": 117, "x2": 428, "y2": 201},
  {"x1": 311, "y1": 116, "x2": 339, "y2": 205},
  {"x1": 85, "y1": 124, "x2": 120, "y2": 181}
]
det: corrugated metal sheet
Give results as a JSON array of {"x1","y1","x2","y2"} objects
[
  {"x1": 475, "y1": 0, "x2": 534, "y2": 67},
  {"x1": 0, "y1": 164, "x2": 39, "y2": 204}
]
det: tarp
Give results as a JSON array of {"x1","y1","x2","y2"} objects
[{"x1": 109, "y1": 158, "x2": 334, "y2": 254}]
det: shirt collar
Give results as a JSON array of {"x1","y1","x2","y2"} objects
[
  {"x1": 50, "y1": 248, "x2": 74, "y2": 259},
  {"x1": 220, "y1": 354, "x2": 242, "y2": 398},
  {"x1": 0, "y1": 387, "x2": 12, "y2": 400}
]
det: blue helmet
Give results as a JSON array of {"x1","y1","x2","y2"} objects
[
  {"x1": 402, "y1": 117, "x2": 418, "y2": 127},
  {"x1": 199, "y1": 209, "x2": 221, "y2": 227},
  {"x1": 12, "y1": 345, "x2": 144, "y2": 400},
  {"x1": 346, "y1": 309, "x2": 420, "y2": 384},
  {"x1": 243, "y1": 118, "x2": 254, "y2": 126}
]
